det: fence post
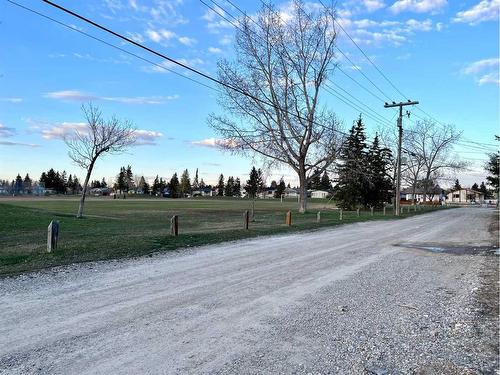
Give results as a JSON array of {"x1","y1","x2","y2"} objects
[
  {"x1": 383, "y1": 206, "x2": 386, "y2": 216},
  {"x1": 339, "y1": 209, "x2": 343, "y2": 220},
  {"x1": 356, "y1": 208, "x2": 360, "y2": 217},
  {"x1": 47, "y1": 220, "x2": 59, "y2": 252},
  {"x1": 370, "y1": 207, "x2": 374, "y2": 216},
  {"x1": 317, "y1": 211, "x2": 321, "y2": 223},
  {"x1": 285, "y1": 211, "x2": 292, "y2": 226},
  {"x1": 170, "y1": 215, "x2": 179, "y2": 236},
  {"x1": 243, "y1": 210, "x2": 249, "y2": 230}
]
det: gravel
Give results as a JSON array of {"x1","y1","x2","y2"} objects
[{"x1": 0, "y1": 208, "x2": 498, "y2": 374}]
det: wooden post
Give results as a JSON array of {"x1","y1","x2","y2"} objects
[
  {"x1": 414, "y1": 204, "x2": 417, "y2": 212},
  {"x1": 243, "y1": 210, "x2": 249, "y2": 230},
  {"x1": 339, "y1": 209, "x2": 343, "y2": 221},
  {"x1": 356, "y1": 208, "x2": 360, "y2": 217},
  {"x1": 370, "y1": 207, "x2": 374, "y2": 216},
  {"x1": 285, "y1": 211, "x2": 292, "y2": 226},
  {"x1": 317, "y1": 211, "x2": 321, "y2": 223},
  {"x1": 170, "y1": 215, "x2": 179, "y2": 236},
  {"x1": 383, "y1": 206, "x2": 386, "y2": 216},
  {"x1": 47, "y1": 220, "x2": 59, "y2": 252}
]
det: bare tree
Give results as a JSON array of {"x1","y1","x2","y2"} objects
[
  {"x1": 409, "y1": 119, "x2": 464, "y2": 202},
  {"x1": 208, "y1": 0, "x2": 342, "y2": 213},
  {"x1": 66, "y1": 103, "x2": 136, "y2": 218}
]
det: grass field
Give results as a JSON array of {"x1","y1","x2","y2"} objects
[{"x1": 0, "y1": 196, "x2": 446, "y2": 276}]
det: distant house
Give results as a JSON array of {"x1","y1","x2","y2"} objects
[
  {"x1": 192, "y1": 188, "x2": 214, "y2": 197},
  {"x1": 401, "y1": 187, "x2": 444, "y2": 203},
  {"x1": 446, "y1": 188, "x2": 484, "y2": 204},
  {"x1": 90, "y1": 187, "x2": 112, "y2": 196},
  {"x1": 310, "y1": 190, "x2": 330, "y2": 199},
  {"x1": 258, "y1": 188, "x2": 276, "y2": 199},
  {"x1": 284, "y1": 187, "x2": 299, "y2": 198},
  {"x1": 0, "y1": 186, "x2": 8, "y2": 195}
]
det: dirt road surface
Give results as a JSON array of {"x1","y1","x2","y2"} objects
[{"x1": 1, "y1": 208, "x2": 498, "y2": 374}]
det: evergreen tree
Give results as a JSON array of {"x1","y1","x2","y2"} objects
[
  {"x1": 485, "y1": 147, "x2": 499, "y2": 193},
  {"x1": 101, "y1": 178, "x2": 107, "y2": 188},
  {"x1": 152, "y1": 175, "x2": 160, "y2": 195},
  {"x1": 67, "y1": 174, "x2": 74, "y2": 194},
  {"x1": 270, "y1": 180, "x2": 278, "y2": 189},
  {"x1": 14, "y1": 174, "x2": 23, "y2": 195},
  {"x1": 233, "y1": 177, "x2": 241, "y2": 197},
  {"x1": 453, "y1": 179, "x2": 461, "y2": 191},
  {"x1": 245, "y1": 167, "x2": 264, "y2": 198},
  {"x1": 199, "y1": 178, "x2": 206, "y2": 189},
  {"x1": 275, "y1": 178, "x2": 286, "y2": 198},
  {"x1": 114, "y1": 167, "x2": 127, "y2": 193},
  {"x1": 192, "y1": 168, "x2": 199, "y2": 191},
  {"x1": 225, "y1": 176, "x2": 235, "y2": 197},
  {"x1": 138, "y1": 176, "x2": 149, "y2": 194},
  {"x1": 320, "y1": 171, "x2": 331, "y2": 191},
  {"x1": 334, "y1": 116, "x2": 369, "y2": 209},
  {"x1": 23, "y1": 174, "x2": 33, "y2": 194},
  {"x1": 217, "y1": 174, "x2": 225, "y2": 196},
  {"x1": 180, "y1": 169, "x2": 191, "y2": 196},
  {"x1": 126, "y1": 165, "x2": 134, "y2": 192},
  {"x1": 479, "y1": 181, "x2": 489, "y2": 197},
  {"x1": 169, "y1": 173, "x2": 180, "y2": 198},
  {"x1": 307, "y1": 169, "x2": 321, "y2": 190},
  {"x1": 471, "y1": 182, "x2": 479, "y2": 191},
  {"x1": 366, "y1": 134, "x2": 393, "y2": 208}
]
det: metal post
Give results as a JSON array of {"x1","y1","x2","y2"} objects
[
  {"x1": 339, "y1": 209, "x2": 343, "y2": 220},
  {"x1": 317, "y1": 211, "x2": 321, "y2": 223},
  {"x1": 243, "y1": 210, "x2": 249, "y2": 230}
]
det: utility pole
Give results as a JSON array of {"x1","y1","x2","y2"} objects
[{"x1": 384, "y1": 100, "x2": 419, "y2": 216}]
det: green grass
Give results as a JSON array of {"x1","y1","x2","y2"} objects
[{"x1": 0, "y1": 196, "x2": 448, "y2": 276}]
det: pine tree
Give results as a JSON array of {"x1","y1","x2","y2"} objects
[
  {"x1": 334, "y1": 116, "x2": 369, "y2": 209},
  {"x1": 245, "y1": 167, "x2": 264, "y2": 198},
  {"x1": 23, "y1": 174, "x2": 33, "y2": 194},
  {"x1": 138, "y1": 176, "x2": 149, "y2": 194},
  {"x1": 366, "y1": 134, "x2": 393, "y2": 208},
  {"x1": 115, "y1": 167, "x2": 127, "y2": 193},
  {"x1": 151, "y1": 175, "x2": 160, "y2": 195},
  {"x1": 67, "y1": 174, "x2": 74, "y2": 194},
  {"x1": 169, "y1": 173, "x2": 180, "y2": 198},
  {"x1": 14, "y1": 174, "x2": 23, "y2": 195},
  {"x1": 192, "y1": 168, "x2": 199, "y2": 191},
  {"x1": 320, "y1": 171, "x2": 331, "y2": 191},
  {"x1": 471, "y1": 182, "x2": 479, "y2": 191},
  {"x1": 199, "y1": 178, "x2": 206, "y2": 189},
  {"x1": 275, "y1": 178, "x2": 286, "y2": 198},
  {"x1": 180, "y1": 169, "x2": 191, "y2": 197},
  {"x1": 217, "y1": 174, "x2": 225, "y2": 196},
  {"x1": 101, "y1": 178, "x2": 107, "y2": 188},
  {"x1": 453, "y1": 179, "x2": 461, "y2": 191},
  {"x1": 486, "y1": 148, "x2": 499, "y2": 193},
  {"x1": 225, "y1": 176, "x2": 235, "y2": 197},
  {"x1": 126, "y1": 165, "x2": 134, "y2": 192},
  {"x1": 308, "y1": 169, "x2": 321, "y2": 190},
  {"x1": 233, "y1": 178, "x2": 241, "y2": 197}
]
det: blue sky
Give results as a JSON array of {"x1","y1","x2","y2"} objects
[{"x1": 0, "y1": 0, "x2": 498, "y2": 187}]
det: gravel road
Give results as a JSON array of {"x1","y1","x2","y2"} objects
[{"x1": 0, "y1": 208, "x2": 498, "y2": 374}]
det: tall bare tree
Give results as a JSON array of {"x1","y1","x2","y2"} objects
[
  {"x1": 208, "y1": 0, "x2": 342, "y2": 213},
  {"x1": 66, "y1": 103, "x2": 136, "y2": 218},
  {"x1": 409, "y1": 119, "x2": 464, "y2": 202}
]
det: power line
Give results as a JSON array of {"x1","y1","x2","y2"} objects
[
  {"x1": 37, "y1": 0, "x2": 351, "y2": 137},
  {"x1": 205, "y1": 0, "x2": 396, "y2": 128}
]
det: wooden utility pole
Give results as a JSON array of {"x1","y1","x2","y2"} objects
[{"x1": 384, "y1": 100, "x2": 419, "y2": 216}]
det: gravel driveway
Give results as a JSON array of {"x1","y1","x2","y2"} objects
[{"x1": 0, "y1": 208, "x2": 498, "y2": 374}]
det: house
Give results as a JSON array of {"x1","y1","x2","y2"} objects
[
  {"x1": 284, "y1": 187, "x2": 299, "y2": 198},
  {"x1": 258, "y1": 188, "x2": 276, "y2": 199},
  {"x1": 192, "y1": 188, "x2": 214, "y2": 197},
  {"x1": 0, "y1": 186, "x2": 8, "y2": 195},
  {"x1": 446, "y1": 188, "x2": 484, "y2": 204},
  {"x1": 401, "y1": 187, "x2": 443, "y2": 203},
  {"x1": 310, "y1": 190, "x2": 330, "y2": 199}
]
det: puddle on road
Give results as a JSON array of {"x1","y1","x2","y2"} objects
[{"x1": 396, "y1": 243, "x2": 500, "y2": 256}]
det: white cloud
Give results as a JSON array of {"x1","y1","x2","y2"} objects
[
  {"x1": 44, "y1": 90, "x2": 179, "y2": 104},
  {"x1": 0, "y1": 97, "x2": 23, "y2": 103},
  {"x1": 0, "y1": 123, "x2": 16, "y2": 137},
  {"x1": 389, "y1": 0, "x2": 447, "y2": 14},
  {"x1": 462, "y1": 58, "x2": 500, "y2": 86},
  {"x1": 133, "y1": 129, "x2": 163, "y2": 145},
  {"x1": 361, "y1": 0, "x2": 386, "y2": 12},
  {"x1": 405, "y1": 18, "x2": 433, "y2": 31},
  {"x1": 453, "y1": 0, "x2": 499, "y2": 25},
  {"x1": 178, "y1": 36, "x2": 197, "y2": 46},
  {"x1": 0, "y1": 141, "x2": 40, "y2": 148},
  {"x1": 34, "y1": 121, "x2": 163, "y2": 145},
  {"x1": 191, "y1": 138, "x2": 240, "y2": 149},
  {"x1": 208, "y1": 46, "x2": 222, "y2": 54},
  {"x1": 219, "y1": 35, "x2": 232, "y2": 45}
]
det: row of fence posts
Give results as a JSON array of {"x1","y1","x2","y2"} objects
[{"x1": 45, "y1": 204, "x2": 432, "y2": 250}]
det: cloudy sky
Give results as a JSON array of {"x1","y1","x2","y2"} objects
[{"x1": 0, "y1": 0, "x2": 498, "y2": 187}]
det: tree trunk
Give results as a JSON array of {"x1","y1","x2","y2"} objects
[
  {"x1": 412, "y1": 181, "x2": 417, "y2": 205},
  {"x1": 298, "y1": 166, "x2": 307, "y2": 213},
  {"x1": 77, "y1": 162, "x2": 95, "y2": 218}
]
